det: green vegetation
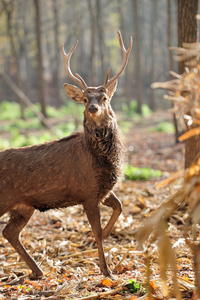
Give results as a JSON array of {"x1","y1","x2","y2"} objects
[
  {"x1": 0, "y1": 100, "x2": 83, "y2": 121},
  {"x1": 0, "y1": 101, "x2": 21, "y2": 120},
  {"x1": 126, "y1": 279, "x2": 143, "y2": 294},
  {"x1": 0, "y1": 122, "x2": 77, "y2": 149},
  {"x1": 0, "y1": 101, "x2": 82, "y2": 150},
  {"x1": 122, "y1": 100, "x2": 137, "y2": 116},
  {"x1": 0, "y1": 101, "x2": 172, "y2": 163},
  {"x1": 119, "y1": 120, "x2": 133, "y2": 133},
  {"x1": 151, "y1": 121, "x2": 175, "y2": 133},
  {"x1": 124, "y1": 164, "x2": 162, "y2": 180},
  {"x1": 122, "y1": 100, "x2": 152, "y2": 118},
  {"x1": 142, "y1": 103, "x2": 152, "y2": 117},
  {"x1": 119, "y1": 100, "x2": 153, "y2": 133}
]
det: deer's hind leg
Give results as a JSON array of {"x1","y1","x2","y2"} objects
[
  {"x1": 0, "y1": 207, "x2": 8, "y2": 218},
  {"x1": 2, "y1": 204, "x2": 43, "y2": 278},
  {"x1": 0, "y1": 198, "x2": 17, "y2": 218},
  {"x1": 102, "y1": 191, "x2": 122, "y2": 240}
]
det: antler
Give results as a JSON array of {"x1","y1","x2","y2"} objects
[
  {"x1": 62, "y1": 41, "x2": 87, "y2": 90},
  {"x1": 104, "y1": 31, "x2": 132, "y2": 88}
]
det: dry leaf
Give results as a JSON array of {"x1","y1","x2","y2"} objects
[{"x1": 179, "y1": 127, "x2": 200, "y2": 141}]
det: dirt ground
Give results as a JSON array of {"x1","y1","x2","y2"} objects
[{"x1": 0, "y1": 110, "x2": 193, "y2": 300}]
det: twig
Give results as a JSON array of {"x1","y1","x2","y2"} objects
[
  {"x1": 0, "y1": 73, "x2": 51, "y2": 128},
  {"x1": 76, "y1": 285, "x2": 124, "y2": 300},
  {"x1": 0, "y1": 273, "x2": 29, "y2": 286},
  {"x1": 114, "y1": 248, "x2": 130, "y2": 271},
  {"x1": 60, "y1": 246, "x2": 113, "y2": 260},
  {"x1": 61, "y1": 246, "x2": 144, "y2": 261}
]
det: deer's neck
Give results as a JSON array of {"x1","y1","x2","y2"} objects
[
  {"x1": 83, "y1": 116, "x2": 123, "y2": 166},
  {"x1": 83, "y1": 115, "x2": 123, "y2": 195}
]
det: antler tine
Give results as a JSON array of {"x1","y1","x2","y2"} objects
[
  {"x1": 104, "y1": 67, "x2": 111, "y2": 86},
  {"x1": 104, "y1": 31, "x2": 132, "y2": 88},
  {"x1": 62, "y1": 42, "x2": 87, "y2": 90},
  {"x1": 75, "y1": 72, "x2": 88, "y2": 89}
]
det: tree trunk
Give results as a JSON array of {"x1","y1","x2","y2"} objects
[
  {"x1": 131, "y1": 0, "x2": 143, "y2": 114},
  {"x1": 149, "y1": 0, "x2": 156, "y2": 111},
  {"x1": 88, "y1": 0, "x2": 97, "y2": 86},
  {"x1": 52, "y1": 0, "x2": 61, "y2": 107},
  {"x1": 34, "y1": 0, "x2": 47, "y2": 118},
  {"x1": 3, "y1": 0, "x2": 25, "y2": 119},
  {"x1": 178, "y1": 0, "x2": 199, "y2": 168},
  {"x1": 118, "y1": 0, "x2": 131, "y2": 104},
  {"x1": 178, "y1": 0, "x2": 198, "y2": 74},
  {"x1": 96, "y1": 0, "x2": 105, "y2": 84},
  {"x1": 168, "y1": 0, "x2": 179, "y2": 144}
]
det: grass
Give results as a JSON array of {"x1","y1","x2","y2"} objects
[
  {"x1": 0, "y1": 100, "x2": 83, "y2": 121},
  {"x1": 122, "y1": 100, "x2": 153, "y2": 118},
  {"x1": 0, "y1": 120, "x2": 78, "y2": 149},
  {"x1": 0, "y1": 101, "x2": 21, "y2": 120},
  {"x1": 151, "y1": 121, "x2": 175, "y2": 133},
  {"x1": 124, "y1": 165, "x2": 162, "y2": 181},
  {"x1": 0, "y1": 100, "x2": 173, "y2": 155},
  {"x1": 0, "y1": 101, "x2": 82, "y2": 149},
  {"x1": 119, "y1": 120, "x2": 133, "y2": 133}
]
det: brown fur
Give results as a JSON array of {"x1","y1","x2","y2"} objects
[
  {"x1": 0, "y1": 85, "x2": 123, "y2": 278},
  {"x1": 1, "y1": 31, "x2": 132, "y2": 278}
]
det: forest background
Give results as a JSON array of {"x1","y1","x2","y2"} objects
[
  {"x1": 0, "y1": 0, "x2": 179, "y2": 117},
  {"x1": 1, "y1": 1, "x2": 200, "y2": 299}
]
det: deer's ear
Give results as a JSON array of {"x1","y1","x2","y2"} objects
[
  {"x1": 64, "y1": 83, "x2": 84, "y2": 103},
  {"x1": 107, "y1": 80, "x2": 118, "y2": 100}
]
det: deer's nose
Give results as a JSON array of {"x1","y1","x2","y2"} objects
[{"x1": 89, "y1": 104, "x2": 98, "y2": 113}]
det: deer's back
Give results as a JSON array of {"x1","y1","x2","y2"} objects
[{"x1": 0, "y1": 133, "x2": 100, "y2": 212}]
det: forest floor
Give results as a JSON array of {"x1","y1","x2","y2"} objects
[{"x1": 0, "y1": 110, "x2": 195, "y2": 300}]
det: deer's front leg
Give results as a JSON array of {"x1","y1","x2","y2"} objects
[
  {"x1": 84, "y1": 203, "x2": 111, "y2": 277},
  {"x1": 2, "y1": 205, "x2": 43, "y2": 278},
  {"x1": 102, "y1": 191, "x2": 122, "y2": 240}
]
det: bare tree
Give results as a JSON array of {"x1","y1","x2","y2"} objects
[
  {"x1": 178, "y1": 0, "x2": 199, "y2": 168},
  {"x1": 168, "y1": 0, "x2": 179, "y2": 143},
  {"x1": 96, "y1": 0, "x2": 105, "y2": 84},
  {"x1": 131, "y1": 0, "x2": 143, "y2": 114},
  {"x1": 52, "y1": 0, "x2": 61, "y2": 107},
  {"x1": 88, "y1": 0, "x2": 97, "y2": 86},
  {"x1": 2, "y1": 0, "x2": 25, "y2": 118},
  {"x1": 178, "y1": 0, "x2": 198, "y2": 74},
  {"x1": 118, "y1": 0, "x2": 131, "y2": 103},
  {"x1": 148, "y1": 0, "x2": 157, "y2": 111},
  {"x1": 33, "y1": 0, "x2": 47, "y2": 118}
]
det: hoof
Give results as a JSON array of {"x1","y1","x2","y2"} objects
[
  {"x1": 102, "y1": 268, "x2": 112, "y2": 278},
  {"x1": 107, "y1": 273, "x2": 115, "y2": 280},
  {"x1": 29, "y1": 271, "x2": 43, "y2": 280}
]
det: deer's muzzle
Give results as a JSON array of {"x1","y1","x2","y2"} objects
[{"x1": 89, "y1": 104, "x2": 99, "y2": 114}]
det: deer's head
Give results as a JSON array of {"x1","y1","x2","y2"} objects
[{"x1": 62, "y1": 31, "x2": 132, "y2": 125}]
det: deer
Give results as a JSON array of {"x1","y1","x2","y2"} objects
[{"x1": 0, "y1": 31, "x2": 132, "y2": 278}]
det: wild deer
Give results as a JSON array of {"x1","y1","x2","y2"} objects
[{"x1": 0, "y1": 31, "x2": 132, "y2": 278}]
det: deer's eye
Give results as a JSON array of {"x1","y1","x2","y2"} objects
[
  {"x1": 83, "y1": 98, "x2": 88, "y2": 104},
  {"x1": 102, "y1": 96, "x2": 107, "y2": 101}
]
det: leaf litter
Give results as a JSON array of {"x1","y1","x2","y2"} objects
[{"x1": 0, "y1": 110, "x2": 193, "y2": 300}]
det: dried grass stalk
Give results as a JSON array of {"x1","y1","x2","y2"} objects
[{"x1": 139, "y1": 35, "x2": 200, "y2": 298}]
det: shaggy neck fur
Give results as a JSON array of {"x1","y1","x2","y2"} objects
[{"x1": 83, "y1": 108, "x2": 123, "y2": 193}]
